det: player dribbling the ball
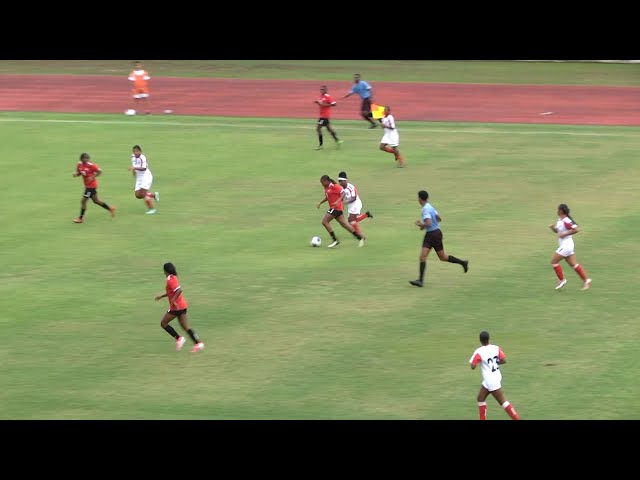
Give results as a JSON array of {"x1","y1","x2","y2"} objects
[{"x1": 316, "y1": 175, "x2": 365, "y2": 248}]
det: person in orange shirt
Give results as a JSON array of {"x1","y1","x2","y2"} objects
[
  {"x1": 72, "y1": 152, "x2": 116, "y2": 223},
  {"x1": 128, "y1": 61, "x2": 151, "y2": 114},
  {"x1": 155, "y1": 262, "x2": 205, "y2": 353}
]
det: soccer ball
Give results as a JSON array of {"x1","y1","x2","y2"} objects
[
  {"x1": 310, "y1": 236, "x2": 322, "y2": 247},
  {"x1": 124, "y1": 109, "x2": 136, "y2": 116}
]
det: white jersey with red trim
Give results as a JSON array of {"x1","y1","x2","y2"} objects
[
  {"x1": 131, "y1": 153, "x2": 153, "y2": 182},
  {"x1": 555, "y1": 216, "x2": 577, "y2": 250},
  {"x1": 343, "y1": 182, "x2": 363, "y2": 214},
  {"x1": 469, "y1": 344, "x2": 505, "y2": 390}
]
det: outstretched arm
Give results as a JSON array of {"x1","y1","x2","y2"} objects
[{"x1": 316, "y1": 196, "x2": 328, "y2": 209}]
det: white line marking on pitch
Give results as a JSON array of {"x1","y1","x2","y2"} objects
[{"x1": 0, "y1": 116, "x2": 637, "y2": 137}]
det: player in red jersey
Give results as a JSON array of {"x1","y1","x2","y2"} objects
[
  {"x1": 316, "y1": 174, "x2": 365, "y2": 248},
  {"x1": 314, "y1": 85, "x2": 343, "y2": 150},
  {"x1": 71, "y1": 153, "x2": 116, "y2": 223},
  {"x1": 155, "y1": 262, "x2": 205, "y2": 352}
]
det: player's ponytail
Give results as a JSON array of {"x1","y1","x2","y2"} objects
[
  {"x1": 558, "y1": 203, "x2": 577, "y2": 224},
  {"x1": 320, "y1": 174, "x2": 338, "y2": 184}
]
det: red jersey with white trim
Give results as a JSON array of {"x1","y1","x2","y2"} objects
[
  {"x1": 469, "y1": 344, "x2": 506, "y2": 386},
  {"x1": 165, "y1": 274, "x2": 188, "y2": 311},
  {"x1": 76, "y1": 161, "x2": 100, "y2": 188},
  {"x1": 317, "y1": 93, "x2": 336, "y2": 118},
  {"x1": 324, "y1": 182, "x2": 344, "y2": 211}
]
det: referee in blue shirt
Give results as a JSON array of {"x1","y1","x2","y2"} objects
[
  {"x1": 342, "y1": 73, "x2": 377, "y2": 128},
  {"x1": 410, "y1": 190, "x2": 469, "y2": 287}
]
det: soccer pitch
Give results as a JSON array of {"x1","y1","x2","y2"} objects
[{"x1": 1, "y1": 111, "x2": 639, "y2": 419}]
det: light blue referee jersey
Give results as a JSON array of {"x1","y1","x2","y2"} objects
[
  {"x1": 350, "y1": 80, "x2": 372, "y2": 99},
  {"x1": 421, "y1": 203, "x2": 440, "y2": 232}
]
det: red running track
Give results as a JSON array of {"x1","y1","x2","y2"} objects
[{"x1": 1, "y1": 75, "x2": 640, "y2": 126}]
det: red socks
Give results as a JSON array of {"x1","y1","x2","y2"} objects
[
  {"x1": 573, "y1": 263, "x2": 587, "y2": 281},
  {"x1": 503, "y1": 401, "x2": 521, "y2": 420},
  {"x1": 478, "y1": 401, "x2": 521, "y2": 420},
  {"x1": 478, "y1": 402, "x2": 487, "y2": 420},
  {"x1": 554, "y1": 263, "x2": 588, "y2": 281},
  {"x1": 553, "y1": 264, "x2": 564, "y2": 280}
]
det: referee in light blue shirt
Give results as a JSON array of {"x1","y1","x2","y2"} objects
[
  {"x1": 342, "y1": 73, "x2": 378, "y2": 128},
  {"x1": 410, "y1": 190, "x2": 469, "y2": 288}
]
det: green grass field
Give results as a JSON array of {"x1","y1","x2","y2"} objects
[
  {"x1": 3, "y1": 61, "x2": 640, "y2": 419},
  {"x1": 1, "y1": 60, "x2": 639, "y2": 85},
  {"x1": 1, "y1": 110, "x2": 639, "y2": 419}
]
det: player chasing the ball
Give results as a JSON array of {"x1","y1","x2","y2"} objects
[
  {"x1": 337, "y1": 171, "x2": 373, "y2": 239},
  {"x1": 128, "y1": 145, "x2": 159, "y2": 214},
  {"x1": 316, "y1": 175, "x2": 365, "y2": 248},
  {"x1": 155, "y1": 262, "x2": 205, "y2": 353},
  {"x1": 72, "y1": 153, "x2": 116, "y2": 223}
]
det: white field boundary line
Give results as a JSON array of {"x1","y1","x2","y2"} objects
[{"x1": 0, "y1": 116, "x2": 637, "y2": 137}]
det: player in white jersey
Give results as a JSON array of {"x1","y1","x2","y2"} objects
[
  {"x1": 469, "y1": 331, "x2": 521, "y2": 420},
  {"x1": 127, "y1": 144, "x2": 159, "y2": 214},
  {"x1": 378, "y1": 106, "x2": 405, "y2": 167},
  {"x1": 549, "y1": 203, "x2": 591, "y2": 290},
  {"x1": 337, "y1": 171, "x2": 372, "y2": 239}
]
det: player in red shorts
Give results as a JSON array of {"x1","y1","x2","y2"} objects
[
  {"x1": 316, "y1": 174, "x2": 365, "y2": 248},
  {"x1": 72, "y1": 152, "x2": 116, "y2": 223},
  {"x1": 154, "y1": 262, "x2": 205, "y2": 352}
]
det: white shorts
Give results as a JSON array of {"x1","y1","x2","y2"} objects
[
  {"x1": 482, "y1": 380, "x2": 502, "y2": 392},
  {"x1": 381, "y1": 130, "x2": 399, "y2": 147},
  {"x1": 555, "y1": 243, "x2": 575, "y2": 257},
  {"x1": 135, "y1": 175, "x2": 153, "y2": 191},
  {"x1": 347, "y1": 198, "x2": 363, "y2": 215},
  {"x1": 133, "y1": 93, "x2": 150, "y2": 99}
]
